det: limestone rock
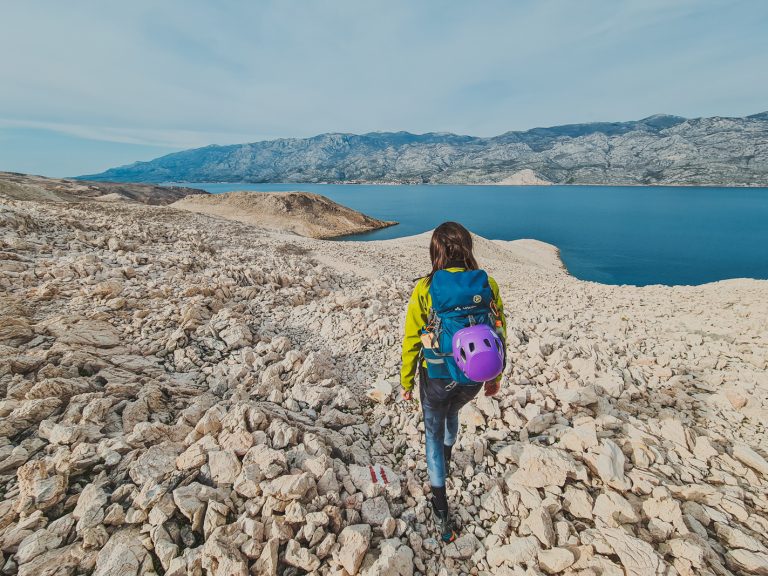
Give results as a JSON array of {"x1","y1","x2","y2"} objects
[
  {"x1": 725, "y1": 549, "x2": 768, "y2": 575},
  {"x1": 524, "y1": 506, "x2": 556, "y2": 547},
  {"x1": 208, "y1": 450, "x2": 241, "y2": 485},
  {"x1": 659, "y1": 418, "x2": 688, "y2": 447},
  {"x1": 510, "y1": 445, "x2": 585, "y2": 488},
  {"x1": 480, "y1": 484, "x2": 508, "y2": 516},
  {"x1": 5, "y1": 167, "x2": 768, "y2": 576},
  {"x1": 666, "y1": 537, "x2": 704, "y2": 568},
  {"x1": 129, "y1": 443, "x2": 181, "y2": 486},
  {"x1": 254, "y1": 537, "x2": 279, "y2": 575},
  {"x1": 15, "y1": 460, "x2": 68, "y2": 513},
  {"x1": 73, "y1": 481, "x2": 108, "y2": 533},
  {"x1": 241, "y1": 443, "x2": 287, "y2": 479},
  {"x1": 732, "y1": 443, "x2": 768, "y2": 475},
  {"x1": 460, "y1": 403, "x2": 486, "y2": 430},
  {"x1": 586, "y1": 439, "x2": 631, "y2": 492},
  {"x1": 43, "y1": 317, "x2": 121, "y2": 348},
  {"x1": 15, "y1": 543, "x2": 82, "y2": 576},
  {"x1": 593, "y1": 491, "x2": 640, "y2": 527},
  {"x1": 219, "y1": 323, "x2": 252, "y2": 349},
  {"x1": 714, "y1": 523, "x2": 766, "y2": 552},
  {"x1": 262, "y1": 472, "x2": 315, "y2": 501},
  {"x1": 361, "y1": 496, "x2": 391, "y2": 526},
  {"x1": 361, "y1": 538, "x2": 414, "y2": 576},
  {"x1": 486, "y1": 536, "x2": 540, "y2": 567},
  {"x1": 444, "y1": 533, "x2": 481, "y2": 560},
  {"x1": 202, "y1": 526, "x2": 248, "y2": 576},
  {"x1": 556, "y1": 385, "x2": 598, "y2": 407},
  {"x1": 563, "y1": 485, "x2": 594, "y2": 519},
  {"x1": 15, "y1": 528, "x2": 64, "y2": 564},
  {"x1": 692, "y1": 436, "x2": 719, "y2": 460},
  {"x1": 93, "y1": 527, "x2": 153, "y2": 576},
  {"x1": 285, "y1": 539, "x2": 320, "y2": 572},
  {"x1": 349, "y1": 463, "x2": 402, "y2": 498},
  {"x1": 600, "y1": 527, "x2": 667, "y2": 576},
  {"x1": 367, "y1": 381, "x2": 393, "y2": 404},
  {"x1": 0, "y1": 317, "x2": 33, "y2": 346},
  {"x1": 538, "y1": 547, "x2": 576, "y2": 573},
  {"x1": 338, "y1": 524, "x2": 372, "y2": 574}
]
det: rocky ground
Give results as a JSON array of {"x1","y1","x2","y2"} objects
[{"x1": 1, "y1": 194, "x2": 767, "y2": 576}]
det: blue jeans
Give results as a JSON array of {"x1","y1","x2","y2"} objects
[{"x1": 419, "y1": 373, "x2": 482, "y2": 487}]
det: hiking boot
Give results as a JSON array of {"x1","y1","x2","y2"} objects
[
  {"x1": 431, "y1": 496, "x2": 457, "y2": 543},
  {"x1": 443, "y1": 444, "x2": 452, "y2": 477}
]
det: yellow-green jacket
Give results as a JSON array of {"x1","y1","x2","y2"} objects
[{"x1": 400, "y1": 267, "x2": 506, "y2": 392}]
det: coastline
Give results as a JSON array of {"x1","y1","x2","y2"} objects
[
  {"x1": 163, "y1": 180, "x2": 768, "y2": 189},
  {"x1": 169, "y1": 190, "x2": 398, "y2": 240},
  {"x1": 316, "y1": 219, "x2": 398, "y2": 240}
]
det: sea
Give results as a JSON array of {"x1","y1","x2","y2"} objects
[{"x1": 172, "y1": 183, "x2": 768, "y2": 287}]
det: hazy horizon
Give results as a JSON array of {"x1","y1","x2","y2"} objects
[{"x1": 2, "y1": 0, "x2": 767, "y2": 177}]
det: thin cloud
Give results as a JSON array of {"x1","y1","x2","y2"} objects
[{"x1": 0, "y1": 118, "x2": 263, "y2": 149}]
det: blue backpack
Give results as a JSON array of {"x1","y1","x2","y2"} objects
[{"x1": 421, "y1": 269, "x2": 502, "y2": 384}]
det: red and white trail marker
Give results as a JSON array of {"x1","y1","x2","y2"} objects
[{"x1": 369, "y1": 464, "x2": 390, "y2": 485}]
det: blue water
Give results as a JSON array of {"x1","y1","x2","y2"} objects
[{"x1": 173, "y1": 183, "x2": 768, "y2": 287}]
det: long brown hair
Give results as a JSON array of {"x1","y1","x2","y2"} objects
[{"x1": 426, "y1": 222, "x2": 479, "y2": 284}]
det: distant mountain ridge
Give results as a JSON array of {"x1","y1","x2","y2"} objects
[
  {"x1": 0, "y1": 171, "x2": 207, "y2": 204},
  {"x1": 80, "y1": 112, "x2": 768, "y2": 186}
]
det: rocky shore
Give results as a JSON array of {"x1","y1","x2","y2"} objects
[
  {"x1": 171, "y1": 192, "x2": 397, "y2": 239},
  {"x1": 1, "y1": 192, "x2": 767, "y2": 576}
]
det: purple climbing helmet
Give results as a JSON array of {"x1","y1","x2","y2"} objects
[{"x1": 452, "y1": 324, "x2": 504, "y2": 383}]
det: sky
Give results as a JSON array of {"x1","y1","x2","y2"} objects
[{"x1": 1, "y1": 0, "x2": 766, "y2": 177}]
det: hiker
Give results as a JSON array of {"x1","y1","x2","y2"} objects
[{"x1": 400, "y1": 221, "x2": 507, "y2": 543}]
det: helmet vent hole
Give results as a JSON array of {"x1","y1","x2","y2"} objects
[
  {"x1": 468, "y1": 342, "x2": 475, "y2": 353},
  {"x1": 483, "y1": 338, "x2": 491, "y2": 348},
  {"x1": 460, "y1": 349, "x2": 466, "y2": 360}
]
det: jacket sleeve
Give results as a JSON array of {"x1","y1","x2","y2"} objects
[
  {"x1": 400, "y1": 280, "x2": 428, "y2": 392},
  {"x1": 488, "y1": 275, "x2": 507, "y2": 342}
]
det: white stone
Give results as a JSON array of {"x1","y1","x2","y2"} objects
[
  {"x1": 593, "y1": 491, "x2": 640, "y2": 527},
  {"x1": 480, "y1": 485, "x2": 508, "y2": 516},
  {"x1": 510, "y1": 445, "x2": 585, "y2": 488},
  {"x1": 338, "y1": 524, "x2": 371, "y2": 574},
  {"x1": 367, "y1": 381, "x2": 393, "y2": 404},
  {"x1": 254, "y1": 537, "x2": 279, "y2": 575},
  {"x1": 692, "y1": 436, "x2": 719, "y2": 460},
  {"x1": 586, "y1": 439, "x2": 631, "y2": 492},
  {"x1": 208, "y1": 450, "x2": 241, "y2": 485},
  {"x1": 733, "y1": 444, "x2": 768, "y2": 475},
  {"x1": 556, "y1": 385, "x2": 598, "y2": 407},
  {"x1": 361, "y1": 538, "x2": 414, "y2": 576},
  {"x1": 563, "y1": 485, "x2": 594, "y2": 519},
  {"x1": 261, "y1": 472, "x2": 315, "y2": 501},
  {"x1": 524, "y1": 506, "x2": 556, "y2": 547},
  {"x1": 444, "y1": 533, "x2": 481, "y2": 560},
  {"x1": 725, "y1": 549, "x2": 768, "y2": 575},
  {"x1": 600, "y1": 527, "x2": 667, "y2": 576},
  {"x1": 285, "y1": 539, "x2": 320, "y2": 572},
  {"x1": 93, "y1": 527, "x2": 152, "y2": 576},
  {"x1": 538, "y1": 547, "x2": 576, "y2": 573},
  {"x1": 361, "y1": 496, "x2": 391, "y2": 526},
  {"x1": 486, "y1": 536, "x2": 540, "y2": 567}
]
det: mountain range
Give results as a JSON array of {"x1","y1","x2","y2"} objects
[{"x1": 80, "y1": 112, "x2": 768, "y2": 186}]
